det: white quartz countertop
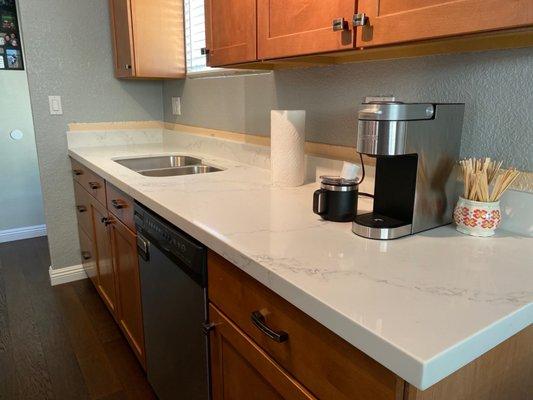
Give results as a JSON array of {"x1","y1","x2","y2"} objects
[{"x1": 69, "y1": 143, "x2": 533, "y2": 390}]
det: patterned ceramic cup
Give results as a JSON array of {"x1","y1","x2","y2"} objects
[{"x1": 453, "y1": 197, "x2": 501, "y2": 237}]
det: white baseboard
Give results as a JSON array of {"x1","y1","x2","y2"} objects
[
  {"x1": 49, "y1": 264, "x2": 87, "y2": 286},
  {"x1": 0, "y1": 224, "x2": 47, "y2": 244}
]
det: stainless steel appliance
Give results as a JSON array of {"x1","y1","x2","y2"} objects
[
  {"x1": 135, "y1": 203, "x2": 210, "y2": 400},
  {"x1": 353, "y1": 100, "x2": 465, "y2": 240}
]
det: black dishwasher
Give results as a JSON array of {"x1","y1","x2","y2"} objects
[{"x1": 134, "y1": 203, "x2": 210, "y2": 400}]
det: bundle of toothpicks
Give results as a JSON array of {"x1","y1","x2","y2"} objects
[{"x1": 459, "y1": 158, "x2": 520, "y2": 202}]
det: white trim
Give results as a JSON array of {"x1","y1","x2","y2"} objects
[
  {"x1": 49, "y1": 264, "x2": 87, "y2": 286},
  {"x1": 0, "y1": 224, "x2": 47, "y2": 243}
]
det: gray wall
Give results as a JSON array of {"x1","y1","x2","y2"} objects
[
  {"x1": 0, "y1": 70, "x2": 45, "y2": 231},
  {"x1": 18, "y1": 0, "x2": 163, "y2": 269},
  {"x1": 163, "y1": 48, "x2": 533, "y2": 171}
]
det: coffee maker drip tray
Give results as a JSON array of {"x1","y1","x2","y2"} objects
[{"x1": 352, "y1": 212, "x2": 412, "y2": 240}]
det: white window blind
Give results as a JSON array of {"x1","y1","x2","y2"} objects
[{"x1": 184, "y1": 0, "x2": 208, "y2": 73}]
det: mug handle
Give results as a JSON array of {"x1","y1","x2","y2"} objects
[{"x1": 313, "y1": 189, "x2": 327, "y2": 216}]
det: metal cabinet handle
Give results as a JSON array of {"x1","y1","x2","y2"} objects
[
  {"x1": 111, "y1": 199, "x2": 126, "y2": 210},
  {"x1": 101, "y1": 217, "x2": 115, "y2": 227},
  {"x1": 124, "y1": 64, "x2": 132, "y2": 70},
  {"x1": 201, "y1": 47, "x2": 210, "y2": 55},
  {"x1": 73, "y1": 169, "x2": 83, "y2": 176},
  {"x1": 203, "y1": 322, "x2": 216, "y2": 335},
  {"x1": 353, "y1": 12, "x2": 368, "y2": 27},
  {"x1": 81, "y1": 251, "x2": 91, "y2": 260},
  {"x1": 76, "y1": 205, "x2": 87, "y2": 213},
  {"x1": 251, "y1": 311, "x2": 288, "y2": 343},
  {"x1": 89, "y1": 182, "x2": 101, "y2": 190},
  {"x1": 332, "y1": 18, "x2": 349, "y2": 31}
]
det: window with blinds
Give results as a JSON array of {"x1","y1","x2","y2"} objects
[{"x1": 184, "y1": 0, "x2": 208, "y2": 73}]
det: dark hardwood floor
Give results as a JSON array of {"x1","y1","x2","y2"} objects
[{"x1": 0, "y1": 237, "x2": 156, "y2": 400}]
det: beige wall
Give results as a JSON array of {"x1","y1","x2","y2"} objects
[{"x1": 0, "y1": 70, "x2": 45, "y2": 231}]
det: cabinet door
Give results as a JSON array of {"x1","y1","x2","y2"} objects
[
  {"x1": 92, "y1": 198, "x2": 118, "y2": 316},
  {"x1": 209, "y1": 305, "x2": 316, "y2": 400},
  {"x1": 257, "y1": 0, "x2": 356, "y2": 60},
  {"x1": 205, "y1": 0, "x2": 257, "y2": 66},
  {"x1": 109, "y1": 0, "x2": 135, "y2": 77},
  {"x1": 130, "y1": 0, "x2": 186, "y2": 78},
  {"x1": 356, "y1": 0, "x2": 533, "y2": 47},
  {"x1": 110, "y1": 219, "x2": 145, "y2": 367},
  {"x1": 79, "y1": 227, "x2": 99, "y2": 286}
]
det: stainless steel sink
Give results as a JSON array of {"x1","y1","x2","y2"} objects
[
  {"x1": 115, "y1": 155, "x2": 203, "y2": 171},
  {"x1": 114, "y1": 155, "x2": 223, "y2": 177},
  {"x1": 139, "y1": 165, "x2": 222, "y2": 177}
]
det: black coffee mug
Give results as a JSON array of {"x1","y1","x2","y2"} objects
[{"x1": 313, "y1": 184, "x2": 358, "y2": 222}]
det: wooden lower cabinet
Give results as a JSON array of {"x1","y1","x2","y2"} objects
[
  {"x1": 91, "y1": 197, "x2": 118, "y2": 316},
  {"x1": 209, "y1": 304, "x2": 316, "y2": 400},
  {"x1": 109, "y1": 217, "x2": 145, "y2": 367},
  {"x1": 71, "y1": 159, "x2": 145, "y2": 369},
  {"x1": 209, "y1": 251, "x2": 403, "y2": 400}
]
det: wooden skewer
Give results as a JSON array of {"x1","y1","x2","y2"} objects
[{"x1": 460, "y1": 158, "x2": 520, "y2": 202}]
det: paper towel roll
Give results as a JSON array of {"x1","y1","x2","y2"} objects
[{"x1": 271, "y1": 110, "x2": 306, "y2": 187}]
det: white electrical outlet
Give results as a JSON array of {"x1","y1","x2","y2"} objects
[
  {"x1": 172, "y1": 97, "x2": 181, "y2": 116},
  {"x1": 48, "y1": 96, "x2": 63, "y2": 115}
]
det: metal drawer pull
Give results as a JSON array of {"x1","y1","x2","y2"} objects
[
  {"x1": 89, "y1": 182, "x2": 101, "y2": 190},
  {"x1": 81, "y1": 251, "x2": 91, "y2": 260},
  {"x1": 76, "y1": 205, "x2": 87, "y2": 213},
  {"x1": 73, "y1": 169, "x2": 83, "y2": 176},
  {"x1": 251, "y1": 311, "x2": 288, "y2": 343},
  {"x1": 111, "y1": 199, "x2": 126, "y2": 210}
]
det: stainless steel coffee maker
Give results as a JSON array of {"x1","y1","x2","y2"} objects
[{"x1": 352, "y1": 100, "x2": 465, "y2": 240}]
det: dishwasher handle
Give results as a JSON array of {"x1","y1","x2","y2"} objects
[{"x1": 137, "y1": 234, "x2": 150, "y2": 262}]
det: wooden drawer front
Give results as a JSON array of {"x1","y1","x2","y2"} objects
[
  {"x1": 79, "y1": 226, "x2": 98, "y2": 285},
  {"x1": 71, "y1": 158, "x2": 106, "y2": 206},
  {"x1": 208, "y1": 251, "x2": 403, "y2": 400},
  {"x1": 73, "y1": 181, "x2": 93, "y2": 236},
  {"x1": 209, "y1": 304, "x2": 316, "y2": 400},
  {"x1": 106, "y1": 182, "x2": 136, "y2": 232}
]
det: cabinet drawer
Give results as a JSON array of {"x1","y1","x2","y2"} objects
[
  {"x1": 71, "y1": 158, "x2": 106, "y2": 206},
  {"x1": 209, "y1": 304, "x2": 316, "y2": 400},
  {"x1": 73, "y1": 181, "x2": 93, "y2": 236},
  {"x1": 208, "y1": 251, "x2": 403, "y2": 400},
  {"x1": 106, "y1": 182, "x2": 135, "y2": 232}
]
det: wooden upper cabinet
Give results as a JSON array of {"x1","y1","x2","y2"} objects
[
  {"x1": 356, "y1": 0, "x2": 533, "y2": 47},
  {"x1": 109, "y1": 0, "x2": 186, "y2": 79},
  {"x1": 205, "y1": 0, "x2": 257, "y2": 66},
  {"x1": 110, "y1": 0, "x2": 135, "y2": 78},
  {"x1": 257, "y1": 0, "x2": 356, "y2": 60}
]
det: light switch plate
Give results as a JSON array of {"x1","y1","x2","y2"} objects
[
  {"x1": 48, "y1": 95, "x2": 63, "y2": 115},
  {"x1": 172, "y1": 97, "x2": 181, "y2": 116}
]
